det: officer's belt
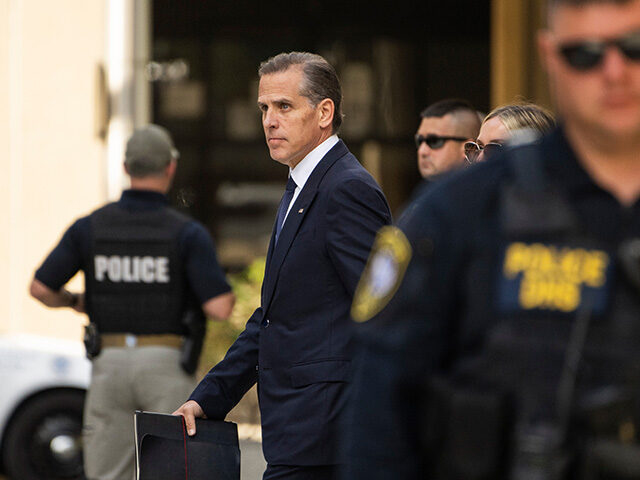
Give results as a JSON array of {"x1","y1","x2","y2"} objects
[{"x1": 101, "y1": 333, "x2": 183, "y2": 348}]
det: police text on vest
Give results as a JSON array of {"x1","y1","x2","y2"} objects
[{"x1": 94, "y1": 255, "x2": 170, "y2": 283}]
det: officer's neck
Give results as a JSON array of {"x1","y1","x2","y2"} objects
[
  {"x1": 128, "y1": 176, "x2": 171, "y2": 195},
  {"x1": 566, "y1": 124, "x2": 640, "y2": 207}
]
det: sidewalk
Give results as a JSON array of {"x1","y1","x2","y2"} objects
[
  {"x1": 239, "y1": 423, "x2": 266, "y2": 479},
  {"x1": 0, "y1": 427, "x2": 265, "y2": 480}
]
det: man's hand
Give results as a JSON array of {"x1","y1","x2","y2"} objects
[
  {"x1": 172, "y1": 400, "x2": 206, "y2": 436},
  {"x1": 71, "y1": 292, "x2": 86, "y2": 313},
  {"x1": 29, "y1": 278, "x2": 86, "y2": 312}
]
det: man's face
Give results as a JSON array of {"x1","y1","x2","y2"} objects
[
  {"x1": 415, "y1": 114, "x2": 467, "y2": 179},
  {"x1": 258, "y1": 67, "x2": 329, "y2": 169},
  {"x1": 539, "y1": 1, "x2": 640, "y2": 142}
]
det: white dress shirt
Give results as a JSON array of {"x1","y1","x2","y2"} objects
[{"x1": 283, "y1": 135, "x2": 339, "y2": 224}]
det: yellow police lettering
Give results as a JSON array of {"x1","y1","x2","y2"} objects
[
  {"x1": 520, "y1": 276, "x2": 580, "y2": 312},
  {"x1": 503, "y1": 242, "x2": 529, "y2": 278},
  {"x1": 581, "y1": 250, "x2": 608, "y2": 287},
  {"x1": 532, "y1": 244, "x2": 554, "y2": 273},
  {"x1": 503, "y1": 242, "x2": 609, "y2": 312},
  {"x1": 94, "y1": 255, "x2": 170, "y2": 283},
  {"x1": 559, "y1": 248, "x2": 583, "y2": 284}
]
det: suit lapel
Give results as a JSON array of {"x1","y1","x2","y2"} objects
[{"x1": 261, "y1": 140, "x2": 349, "y2": 309}]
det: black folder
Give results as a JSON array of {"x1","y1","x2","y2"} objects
[{"x1": 134, "y1": 410, "x2": 240, "y2": 480}]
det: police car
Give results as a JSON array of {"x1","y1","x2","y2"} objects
[{"x1": 0, "y1": 334, "x2": 90, "y2": 480}]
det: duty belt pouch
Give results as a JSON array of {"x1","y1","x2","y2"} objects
[
  {"x1": 424, "y1": 377, "x2": 513, "y2": 480},
  {"x1": 180, "y1": 309, "x2": 206, "y2": 375},
  {"x1": 619, "y1": 238, "x2": 640, "y2": 295},
  {"x1": 83, "y1": 322, "x2": 102, "y2": 360}
]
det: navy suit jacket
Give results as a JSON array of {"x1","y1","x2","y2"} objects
[{"x1": 190, "y1": 140, "x2": 391, "y2": 465}]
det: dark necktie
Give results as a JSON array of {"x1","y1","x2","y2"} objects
[{"x1": 275, "y1": 176, "x2": 297, "y2": 243}]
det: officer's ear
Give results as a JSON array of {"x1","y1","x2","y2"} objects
[{"x1": 166, "y1": 159, "x2": 177, "y2": 179}]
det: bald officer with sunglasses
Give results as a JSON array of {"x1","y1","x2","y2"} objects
[{"x1": 345, "y1": 1, "x2": 640, "y2": 478}]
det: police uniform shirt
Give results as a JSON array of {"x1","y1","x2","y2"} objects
[
  {"x1": 396, "y1": 170, "x2": 457, "y2": 225},
  {"x1": 346, "y1": 126, "x2": 640, "y2": 479},
  {"x1": 35, "y1": 190, "x2": 231, "y2": 306}
]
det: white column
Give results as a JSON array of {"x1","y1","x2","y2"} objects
[
  {"x1": 106, "y1": 0, "x2": 134, "y2": 200},
  {"x1": 105, "y1": 0, "x2": 152, "y2": 200},
  {"x1": 134, "y1": 0, "x2": 151, "y2": 126}
]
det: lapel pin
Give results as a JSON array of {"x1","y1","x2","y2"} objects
[{"x1": 298, "y1": 208, "x2": 304, "y2": 214}]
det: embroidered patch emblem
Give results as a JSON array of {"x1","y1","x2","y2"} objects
[
  {"x1": 351, "y1": 226, "x2": 412, "y2": 323},
  {"x1": 498, "y1": 242, "x2": 612, "y2": 314}
]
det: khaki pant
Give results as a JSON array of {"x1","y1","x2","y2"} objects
[{"x1": 83, "y1": 346, "x2": 196, "y2": 480}]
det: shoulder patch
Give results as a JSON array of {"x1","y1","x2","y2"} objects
[{"x1": 351, "y1": 226, "x2": 412, "y2": 323}]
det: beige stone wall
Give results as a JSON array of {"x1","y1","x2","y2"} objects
[
  {"x1": 1, "y1": 1, "x2": 107, "y2": 340},
  {"x1": 491, "y1": 0, "x2": 552, "y2": 110},
  {"x1": 0, "y1": 0, "x2": 10, "y2": 335}
]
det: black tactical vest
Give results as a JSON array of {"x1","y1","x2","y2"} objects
[
  {"x1": 86, "y1": 202, "x2": 190, "y2": 335},
  {"x1": 425, "y1": 144, "x2": 640, "y2": 480}
]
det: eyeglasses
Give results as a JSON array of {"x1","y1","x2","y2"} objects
[
  {"x1": 414, "y1": 134, "x2": 468, "y2": 150},
  {"x1": 557, "y1": 29, "x2": 640, "y2": 71},
  {"x1": 464, "y1": 141, "x2": 503, "y2": 164}
]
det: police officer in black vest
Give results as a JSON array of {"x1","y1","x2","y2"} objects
[
  {"x1": 30, "y1": 124, "x2": 235, "y2": 480},
  {"x1": 346, "y1": 0, "x2": 640, "y2": 478}
]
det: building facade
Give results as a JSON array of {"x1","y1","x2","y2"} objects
[{"x1": 0, "y1": 0, "x2": 548, "y2": 340}]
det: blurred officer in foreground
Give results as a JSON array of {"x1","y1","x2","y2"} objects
[
  {"x1": 30, "y1": 124, "x2": 235, "y2": 480},
  {"x1": 347, "y1": 0, "x2": 640, "y2": 478}
]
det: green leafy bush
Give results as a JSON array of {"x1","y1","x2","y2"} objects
[
  {"x1": 198, "y1": 257, "x2": 265, "y2": 375},
  {"x1": 196, "y1": 257, "x2": 265, "y2": 424}
]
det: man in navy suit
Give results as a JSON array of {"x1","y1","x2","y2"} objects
[{"x1": 174, "y1": 52, "x2": 391, "y2": 479}]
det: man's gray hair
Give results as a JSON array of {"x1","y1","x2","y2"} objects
[{"x1": 258, "y1": 52, "x2": 344, "y2": 134}]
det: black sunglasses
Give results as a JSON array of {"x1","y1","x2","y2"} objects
[
  {"x1": 558, "y1": 29, "x2": 640, "y2": 71},
  {"x1": 414, "y1": 134, "x2": 468, "y2": 150},
  {"x1": 464, "y1": 141, "x2": 503, "y2": 164}
]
